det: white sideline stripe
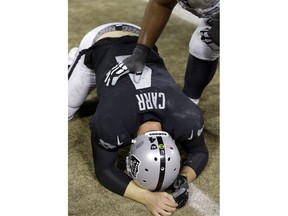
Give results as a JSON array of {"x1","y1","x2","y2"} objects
[
  {"x1": 188, "y1": 183, "x2": 220, "y2": 216},
  {"x1": 142, "y1": 0, "x2": 200, "y2": 25}
]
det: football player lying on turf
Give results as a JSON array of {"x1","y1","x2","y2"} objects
[{"x1": 68, "y1": 22, "x2": 208, "y2": 216}]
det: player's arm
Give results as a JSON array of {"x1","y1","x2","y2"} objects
[
  {"x1": 104, "y1": 0, "x2": 177, "y2": 86},
  {"x1": 170, "y1": 133, "x2": 209, "y2": 208},
  {"x1": 124, "y1": 181, "x2": 178, "y2": 216},
  {"x1": 92, "y1": 137, "x2": 177, "y2": 215},
  {"x1": 91, "y1": 140, "x2": 132, "y2": 196},
  {"x1": 137, "y1": 0, "x2": 177, "y2": 49},
  {"x1": 181, "y1": 133, "x2": 209, "y2": 180}
]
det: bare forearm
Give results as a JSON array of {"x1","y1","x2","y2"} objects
[
  {"x1": 124, "y1": 180, "x2": 151, "y2": 205},
  {"x1": 180, "y1": 166, "x2": 197, "y2": 183},
  {"x1": 138, "y1": 0, "x2": 177, "y2": 48},
  {"x1": 124, "y1": 180, "x2": 178, "y2": 215}
]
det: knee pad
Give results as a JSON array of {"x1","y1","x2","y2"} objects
[{"x1": 189, "y1": 18, "x2": 219, "y2": 61}]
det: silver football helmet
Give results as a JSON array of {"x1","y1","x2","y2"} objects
[{"x1": 126, "y1": 131, "x2": 181, "y2": 191}]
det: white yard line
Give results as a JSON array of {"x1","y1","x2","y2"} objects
[{"x1": 189, "y1": 183, "x2": 220, "y2": 216}]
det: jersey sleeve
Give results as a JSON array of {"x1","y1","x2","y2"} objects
[{"x1": 91, "y1": 132, "x2": 132, "y2": 196}]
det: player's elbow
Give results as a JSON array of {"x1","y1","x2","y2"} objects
[
  {"x1": 185, "y1": 151, "x2": 209, "y2": 177},
  {"x1": 94, "y1": 167, "x2": 106, "y2": 186}
]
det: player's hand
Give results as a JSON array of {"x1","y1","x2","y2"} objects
[
  {"x1": 171, "y1": 175, "x2": 189, "y2": 208},
  {"x1": 144, "y1": 191, "x2": 178, "y2": 216},
  {"x1": 207, "y1": 13, "x2": 219, "y2": 46},
  {"x1": 200, "y1": 13, "x2": 219, "y2": 50},
  {"x1": 104, "y1": 44, "x2": 150, "y2": 86}
]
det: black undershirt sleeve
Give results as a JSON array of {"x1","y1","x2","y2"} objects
[
  {"x1": 91, "y1": 137, "x2": 132, "y2": 196},
  {"x1": 182, "y1": 133, "x2": 209, "y2": 177}
]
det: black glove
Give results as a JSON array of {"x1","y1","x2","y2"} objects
[
  {"x1": 200, "y1": 13, "x2": 219, "y2": 50},
  {"x1": 207, "y1": 13, "x2": 219, "y2": 46},
  {"x1": 172, "y1": 175, "x2": 189, "y2": 208},
  {"x1": 104, "y1": 44, "x2": 150, "y2": 86}
]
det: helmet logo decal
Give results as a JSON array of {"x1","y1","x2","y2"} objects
[
  {"x1": 129, "y1": 155, "x2": 141, "y2": 179},
  {"x1": 149, "y1": 137, "x2": 156, "y2": 143},
  {"x1": 150, "y1": 144, "x2": 157, "y2": 150},
  {"x1": 159, "y1": 144, "x2": 165, "y2": 150},
  {"x1": 127, "y1": 131, "x2": 181, "y2": 191}
]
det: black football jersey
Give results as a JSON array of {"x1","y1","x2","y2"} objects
[{"x1": 85, "y1": 36, "x2": 204, "y2": 150}]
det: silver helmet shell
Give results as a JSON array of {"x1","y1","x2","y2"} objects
[{"x1": 126, "y1": 131, "x2": 181, "y2": 191}]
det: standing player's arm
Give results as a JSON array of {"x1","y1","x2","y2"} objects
[
  {"x1": 137, "y1": 0, "x2": 177, "y2": 49},
  {"x1": 104, "y1": 0, "x2": 178, "y2": 87}
]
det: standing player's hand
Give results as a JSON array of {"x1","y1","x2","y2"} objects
[
  {"x1": 206, "y1": 12, "x2": 219, "y2": 46},
  {"x1": 144, "y1": 191, "x2": 178, "y2": 216},
  {"x1": 104, "y1": 44, "x2": 150, "y2": 86},
  {"x1": 200, "y1": 13, "x2": 219, "y2": 50}
]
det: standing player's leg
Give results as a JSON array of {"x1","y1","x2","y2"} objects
[{"x1": 183, "y1": 16, "x2": 219, "y2": 104}]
